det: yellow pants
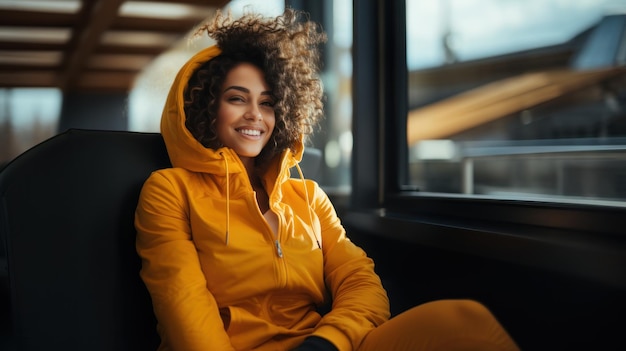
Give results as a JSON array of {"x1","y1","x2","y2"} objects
[{"x1": 358, "y1": 299, "x2": 520, "y2": 351}]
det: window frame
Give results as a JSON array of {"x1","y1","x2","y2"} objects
[{"x1": 348, "y1": 0, "x2": 626, "y2": 289}]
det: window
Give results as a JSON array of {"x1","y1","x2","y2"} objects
[
  {"x1": 406, "y1": 0, "x2": 626, "y2": 205},
  {"x1": 347, "y1": 0, "x2": 626, "y2": 306},
  {"x1": 0, "y1": 88, "x2": 61, "y2": 166}
]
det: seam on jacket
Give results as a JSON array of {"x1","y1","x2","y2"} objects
[
  {"x1": 220, "y1": 151, "x2": 230, "y2": 245},
  {"x1": 294, "y1": 161, "x2": 321, "y2": 250}
]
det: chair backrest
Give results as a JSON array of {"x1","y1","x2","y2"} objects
[
  {"x1": 0, "y1": 129, "x2": 170, "y2": 351},
  {"x1": 0, "y1": 128, "x2": 323, "y2": 351}
]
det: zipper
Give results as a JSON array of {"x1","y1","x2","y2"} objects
[{"x1": 275, "y1": 240, "x2": 283, "y2": 258}]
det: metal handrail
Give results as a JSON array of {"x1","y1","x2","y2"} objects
[{"x1": 460, "y1": 144, "x2": 626, "y2": 194}]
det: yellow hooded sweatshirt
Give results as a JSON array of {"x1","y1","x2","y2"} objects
[{"x1": 135, "y1": 46, "x2": 390, "y2": 351}]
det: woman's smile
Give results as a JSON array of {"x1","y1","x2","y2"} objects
[
  {"x1": 236, "y1": 128, "x2": 263, "y2": 137},
  {"x1": 215, "y1": 62, "x2": 276, "y2": 161}
]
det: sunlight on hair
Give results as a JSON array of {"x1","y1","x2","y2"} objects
[
  {"x1": 129, "y1": 0, "x2": 285, "y2": 132},
  {"x1": 224, "y1": 0, "x2": 285, "y2": 18}
]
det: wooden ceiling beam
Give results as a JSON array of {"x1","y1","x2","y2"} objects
[
  {"x1": 0, "y1": 65, "x2": 60, "y2": 72},
  {"x1": 0, "y1": 71, "x2": 58, "y2": 87},
  {"x1": 0, "y1": 42, "x2": 66, "y2": 51},
  {"x1": 0, "y1": 43, "x2": 167, "y2": 56},
  {"x1": 113, "y1": 16, "x2": 206, "y2": 32},
  {"x1": 76, "y1": 71, "x2": 137, "y2": 92},
  {"x1": 59, "y1": 0, "x2": 126, "y2": 92},
  {"x1": 0, "y1": 10, "x2": 76, "y2": 27},
  {"x1": 94, "y1": 44, "x2": 167, "y2": 56},
  {"x1": 0, "y1": 0, "x2": 231, "y2": 92}
]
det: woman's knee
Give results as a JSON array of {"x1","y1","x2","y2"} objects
[
  {"x1": 359, "y1": 299, "x2": 519, "y2": 351},
  {"x1": 403, "y1": 299, "x2": 500, "y2": 333},
  {"x1": 446, "y1": 299, "x2": 496, "y2": 324}
]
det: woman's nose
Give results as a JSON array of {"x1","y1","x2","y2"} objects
[{"x1": 245, "y1": 105, "x2": 262, "y2": 121}]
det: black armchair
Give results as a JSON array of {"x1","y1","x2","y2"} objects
[
  {"x1": 0, "y1": 129, "x2": 169, "y2": 351},
  {"x1": 0, "y1": 128, "x2": 323, "y2": 351}
]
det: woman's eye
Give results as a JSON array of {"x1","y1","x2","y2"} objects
[{"x1": 228, "y1": 96, "x2": 245, "y2": 103}]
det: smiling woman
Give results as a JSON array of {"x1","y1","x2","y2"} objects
[
  {"x1": 215, "y1": 63, "x2": 276, "y2": 162},
  {"x1": 133, "y1": 7, "x2": 520, "y2": 351}
]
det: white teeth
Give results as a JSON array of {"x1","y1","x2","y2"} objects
[{"x1": 239, "y1": 129, "x2": 261, "y2": 136}]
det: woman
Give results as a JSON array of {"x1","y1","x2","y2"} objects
[{"x1": 135, "y1": 8, "x2": 520, "y2": 351}]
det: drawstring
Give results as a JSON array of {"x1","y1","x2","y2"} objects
[
  {"x1": 294, "y1": 161, "x2": 321, "y2": 249},
  {"x1": 219, "y1": 150, "x2": 317, "y2": 250},
  {"x1": 220, "y1": 152, "x2": 230, "y2": 245}
]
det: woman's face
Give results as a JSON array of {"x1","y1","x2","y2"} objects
[{"x1": 216, "y1": 62, "x2": 275, "y2": 160}]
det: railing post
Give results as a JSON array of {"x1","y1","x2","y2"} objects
[{"x1": 462, "y1": 157, "x2": 474, "y2": 194}]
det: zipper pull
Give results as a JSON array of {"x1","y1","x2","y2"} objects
[{"x1": 275, "y1": 240, "x2": 283, "y2": 258}]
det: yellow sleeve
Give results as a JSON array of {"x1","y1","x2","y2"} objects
[
  {"x1": 308, "y1": 182, "x2": 391, "y2": 351},
  {"x1": 135, "y1": 172, "x2": 235, "y2": 351}
]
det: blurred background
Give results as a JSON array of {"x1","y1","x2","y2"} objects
[
  {"x1": 0, "y1": 0, "x2": 354, "y2": 192},
  {"x1": 406, "y1": 0, "x2": 626, "y2": 205},
  {"x1": 1, "y1": 0, "x2": 625, "y2": 204}
]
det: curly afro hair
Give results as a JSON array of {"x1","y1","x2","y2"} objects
[{"x1": 183, "y1": 8, "x2": 327, "y2": 166}]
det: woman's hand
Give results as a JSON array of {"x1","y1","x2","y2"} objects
[{"x1": 292, "y1": 336, "x2": 339, "y2": 351}]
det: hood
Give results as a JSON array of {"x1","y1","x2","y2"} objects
[{"x1": 160, "y1": 45, "x2": 305, "y2": 175}]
